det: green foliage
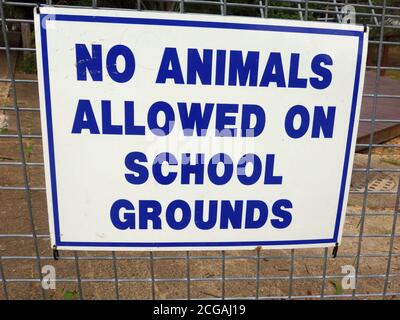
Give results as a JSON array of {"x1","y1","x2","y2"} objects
[
  {"x1": 381, "y1": 157, "x2": 400, "y2": 166},
  {"x1": 329, "y1": 280, "x2": 344, "y2": 295},
  {"x1": 268, "y1": 0, "x2": 303, "y2": 20},
  {"x1": 63, "y1": 290, "x2": 78, "y2": 300},
  {"x1": 24, "y1": 142, "x2": 33, "y2": 157}
]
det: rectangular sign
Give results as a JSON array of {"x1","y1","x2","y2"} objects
[{"x1": 34, "y1": 7, "x2": 368, "y2": 251}]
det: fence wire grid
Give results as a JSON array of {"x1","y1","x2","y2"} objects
[{"x1": 0, "y1": 0, "x2": 399, "y2": 300}]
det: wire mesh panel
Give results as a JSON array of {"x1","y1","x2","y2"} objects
[{"x1": 0, "y1": 0, "x2": 399, "y2": 300}]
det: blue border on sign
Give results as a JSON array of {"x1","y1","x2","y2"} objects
[{"x1": 39, "y1": 13, "x2": 364, "y2": 248}]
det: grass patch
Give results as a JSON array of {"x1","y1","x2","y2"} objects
[{"x1": 386, "y1": 70, "x2": 400, "y2": 81}]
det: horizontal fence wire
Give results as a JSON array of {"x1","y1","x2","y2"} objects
[{"x1": 0, "y1": 0, "x2": 399, "y2": 300}]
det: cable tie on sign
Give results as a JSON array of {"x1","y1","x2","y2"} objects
[
  {"x1": 332, "y1": 242, "x2": 339, "y2": 258},
  {"x1": 363, "y1": 24, "x2": 368, "y2": 33},
  {"x1": 35, "y1": 3, "x2": 41, "y2": 14},
  {"x1": 53, "y1": 245, "x2": 59, "y2": 260}
]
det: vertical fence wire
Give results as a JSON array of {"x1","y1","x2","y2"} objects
[
  {"x1": 305, "y1": 0, "x2": 309, "y2": 21},
  {"x1": 288, "y1": 249, "x2": 295, "y2": 299},
  {"x1": 255, "y1": 249, "x2": 261, "y2": 299},
  {"x1": 221, "y1": 251, "x2": 226, "y2": 300},
  {"x1": 221, "y1": 0, "x2": 227, "y2": 16}
]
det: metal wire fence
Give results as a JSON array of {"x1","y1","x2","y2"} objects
[{"x1": 0, "y1": 0, "x2": 399, "y2": 300}]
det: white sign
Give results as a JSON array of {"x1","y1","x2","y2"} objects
[{"x1": 34, "y1": 7, "x2": 368, "y2": 251}]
